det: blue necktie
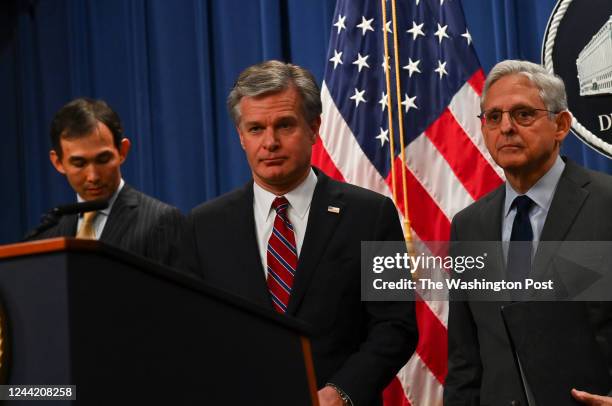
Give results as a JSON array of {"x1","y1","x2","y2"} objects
[{"x1": 507, "y1": 195, "x2": 534, "y2": 284}]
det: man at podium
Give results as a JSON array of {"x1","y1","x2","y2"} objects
[
  {"x1": 28, "y1": 98, "x2": 184, "y2": 266},
  {"x1": 180, "y1": 61, "x2": 418, "y2": 406}
]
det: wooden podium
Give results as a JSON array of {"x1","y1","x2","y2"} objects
[{"x1": 0, "y1": 238, "x2": 318, "y2": 405}]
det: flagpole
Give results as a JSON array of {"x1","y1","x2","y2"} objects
[
  {"x1": 389, "y1": 0, "x2": 414, "y2": 244},
  {"x1": 380, "y1": 0, "x2": 397, "y2": 205}
]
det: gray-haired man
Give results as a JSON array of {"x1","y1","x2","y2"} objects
[{"x1": 445, "y1": 60, "x2": 612, "y2": 405}]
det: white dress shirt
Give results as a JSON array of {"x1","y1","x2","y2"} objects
[{"x1": 253, "y1": 169, "x2": 317, "y2": 278}]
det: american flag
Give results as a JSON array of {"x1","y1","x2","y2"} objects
[{"x1": 312, "y1": 0, "x2": 504, "y2": 404}]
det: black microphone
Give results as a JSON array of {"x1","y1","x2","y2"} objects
[
  {"x1": 23, "y1": 199, "x2": 109, "y2": 241},
  {"x1": 51, "y1": 199, "x2": 109, "y2": 216}
]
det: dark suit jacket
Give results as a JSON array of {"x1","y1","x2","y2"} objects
[
  {"x1": 31, "y1": 184, "x2": 185, "y2": 266},
  {"x1": 444, "y1": 159, "x2": 612, "y2": 406},
  {"x1": 181, "y1": 169, "x2": 418, "y2": 405}
]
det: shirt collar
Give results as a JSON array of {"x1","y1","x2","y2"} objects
[
  {"x1": 77, "y1": 178, "x2": 125, "y2": 217},
  {"x1": 504, "y1": 155, "x2": 565, "y2": 218},
  {"x1": 253, "y1": 168, "x2": 318, "y2": 221}
]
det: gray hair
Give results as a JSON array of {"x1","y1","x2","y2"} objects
[
  {"x1": 481, "y1": 60, "x2": 568, "y2": 114},
  {"x1": 227, "y1": 60, "x2": 322, "y2": 125}
]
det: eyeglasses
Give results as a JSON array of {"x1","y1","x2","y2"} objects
[{"x1": 478, "y1": 107, "x2": 558, "y2": 128}]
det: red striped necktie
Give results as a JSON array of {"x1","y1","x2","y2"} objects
[{"x1": 266, "y1": 197, "x2": 298, "y2": 313}]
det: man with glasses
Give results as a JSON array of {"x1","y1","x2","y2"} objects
[{"x1": 444, "y1": 60, "x2": 612, "y2": 405}]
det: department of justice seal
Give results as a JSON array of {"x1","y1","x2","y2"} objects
[{"x1": 543, "y1": 0, "x2": 612, "y2": 157}]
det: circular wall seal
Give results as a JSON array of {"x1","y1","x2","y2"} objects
[{"x1": 542, "y1": 0, "x2": 612, "y2": 158}]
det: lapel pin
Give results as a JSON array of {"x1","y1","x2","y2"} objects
[{"x1": 327, "y1": 206, "x2": 340, "y2": 214}]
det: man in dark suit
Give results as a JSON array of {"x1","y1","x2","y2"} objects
[
  {"x1": 444, "y1": 60, "x2": 612, "y2": 405},
  {"x1": 29, "y1": 98, "x2": 184, "y2": 266},
  {"x1": 180, "y1": 60, "x2": 418, "y2": 405}
]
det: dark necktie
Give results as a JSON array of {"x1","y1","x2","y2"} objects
[
  {"x1": 266, "y1": 197, "x2": 298, "y2": 313},
  {"x1": 507, "y1": 195, "x2": 534, "y2": 283}
]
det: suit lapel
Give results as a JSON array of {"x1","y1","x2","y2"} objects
[
  {"x1": 233, "y1": 183, "x2": 274, "y2": 308},
  {"x1": 480, "y1": 186, "x2": 505, "y2": 241},
  {"x1": 538, "y1": 161, "x2": 589, "y2": 242},
  {"x1": 100, "y1": 185, "x2": 139, "y2": 244},
  {"x1": 59, "y1": 214, "x2": 78, "y2": 236},
  {"x1": 479, "y1": 186, "x2": 509, "y2": 297},
  {"x1": 287, "y1": 172, "x2": 343, "y2": 315},
  {"x1": 532, "y1": 162, "x2": 589, "y2": 281}
]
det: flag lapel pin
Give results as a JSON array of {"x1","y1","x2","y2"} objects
[{"x1": 327, "y1": 206, "x2": 340, "y2": 214}]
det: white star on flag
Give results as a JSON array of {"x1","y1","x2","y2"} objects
[
  {"x1": 352, "y1": 53, "x2": 370, "y2": 72},
  {"x1": 401, "y1": 94, "x2": 418, "y2": 112},
  {"x1": 434, "y1": 60, "x2": 448, "y2": 79},
  {"x1": 350, "y1": 88, "x2": 366, "y2": 107},
  {"x1": 461, "y1": 29, "x2": 472, "y2": 45},
  {"x1": 376, "y1": 128, "x2": 389, "y2": 146},
  {"x1": 356, "y1": 16, "x2": 375, "y2": 36},
  {"x1": 333, "y1": 14, "x2": 347, "y2": 34},
  {"x1": 378, "y1": 92, "x2": 388, "y2": 111},
  {"x1": 406, "y1": 21, "x2": 425, "y2": 40},
  {"x1": 382, "y1": 20, "x2": 392, "y2": 33},
  {"x1": 329, "y1": 50, "x2": 343, "y2": 69},
  {"x1": 434, "y1": 23, "x2": 449, "y2": 44},
  {"x1": 381, "y1": 55, "x2": 390, "y2": 71},
  {"x1": 403, "y1": 58, "x2": 421, "y2": 77}
]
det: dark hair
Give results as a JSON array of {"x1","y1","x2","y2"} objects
[
  {"x1": 50, "y1": 98, "x2": 124, "y2": 158},
  {"x1": 227, "y1": 60, "x2": 322, "y2": 125}
]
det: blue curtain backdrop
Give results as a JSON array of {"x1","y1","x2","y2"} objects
[{"x1": 1, "y1": 0, "x2": 610, "y2": 244}]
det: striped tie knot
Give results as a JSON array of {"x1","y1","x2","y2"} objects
[
  {"x1": 272, "y1": 196, "x2": 289, "y2": 214},
  {"x1": 272, "y1": 197, "x2": 292, "y2": 227}
]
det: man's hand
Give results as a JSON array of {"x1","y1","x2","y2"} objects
[
  {"x1": 318, "y1": 386, "x2": 345, "y2": 406},
  {"x1": 572, "y1": 388, "x2": 612, "y2": 405}
]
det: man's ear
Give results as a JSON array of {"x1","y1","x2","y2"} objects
[
  {"x1": 237, "y1": 126, "x2": 246, "y2": 150},
  {"x1": 118, "y1": 138, "x2": 131, "y2": 164},
  {"x1": 554, "y1": 111, "x2": 572, "y2": 143},
  {"x1": 49, "y1": 150, "x2": 66, "y2": 175},
  {"x1": 309, "y1": 116, "x2": 322, "y2": 145}
]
